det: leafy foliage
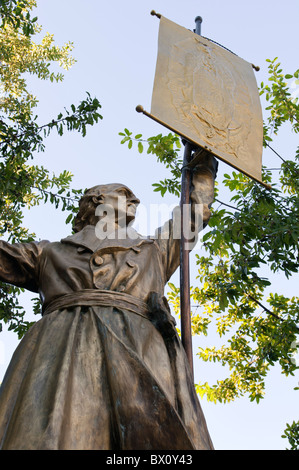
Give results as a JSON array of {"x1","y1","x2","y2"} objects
[
  {"x1": 282, "y1": 420, "x2": 299, "y2": 450},
  {"x1": 0, "y1": 0, "x2": 102, "y2": 337},
  {"x1": 119, "y1": 129, "x2": 182, "y2": 196},
  {"x1": 0, "y1": 0, "x2": 38, "y2": 36},
  {"x1": 260, "y1": 58, "x2": 299, "y2": 136}
]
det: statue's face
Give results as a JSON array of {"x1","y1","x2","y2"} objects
[
  {"x1": 99, "y1": 185, "x2": 140, "y2": 225},
  {"x1": 74, "y1": 184, "x2": 140, "y2": 233}
]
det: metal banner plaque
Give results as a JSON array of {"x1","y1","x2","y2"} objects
[{"x1": 149, "y1": 16, "x2": 264, "y2": 185}]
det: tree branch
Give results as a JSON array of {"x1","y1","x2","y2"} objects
[
  {"x1": 247, "y1": 294, "x2": 282, "y2": 321},
  {"x1": 247, "y1": 294, "x2": 299, "y2": 331},
  {"x1": 215, "y1": 198, "x2": 241, "y2": 212}
]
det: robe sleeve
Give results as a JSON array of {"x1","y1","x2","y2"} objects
[
  {"x1": 0, "y1": 239, "x2": 49, "y2": 293},
  {"x1": 154, "y1": 154, "x2": 217, "y2": 282}
]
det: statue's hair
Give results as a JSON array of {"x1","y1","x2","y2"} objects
[{"x1": 73, "y1": 193, "x2": 97, "y2": 233}]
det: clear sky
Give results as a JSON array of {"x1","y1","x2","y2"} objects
[{"x1": 0, "y1": 0, "x2": 298, "y2": 450}]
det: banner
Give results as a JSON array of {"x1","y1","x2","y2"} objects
[{"x1": 150, "y1": 16, "x2": 264, "y2": 185}]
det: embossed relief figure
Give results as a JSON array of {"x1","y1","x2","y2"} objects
[
  {"x1": 0, "y1": 155, "x2": 217, "y2": 450},
  {"x1": 166, "y1": 36, "x2": 252, "y2": 160},
  {"x1": 151, "y1": 15, "x2": 263, "y2": 184}
]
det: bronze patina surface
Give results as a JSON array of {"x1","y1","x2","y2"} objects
[{"x1": 0, "y1": 159, "x2": 216, "y2": 450}]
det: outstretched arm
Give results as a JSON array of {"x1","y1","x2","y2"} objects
[{"x1": 0, "y1": 240, "x2": 48, "y2": 292}]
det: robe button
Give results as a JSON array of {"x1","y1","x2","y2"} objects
[{"x1": 93, "y1": 255, "x2": 104, "y2": 266}]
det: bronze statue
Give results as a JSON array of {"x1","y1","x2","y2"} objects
[{"x1": 0, "y1": 153, "x2": 217, "y2": 450}]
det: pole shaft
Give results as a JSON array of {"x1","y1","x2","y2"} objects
[
  {"x1": 179, "y1": 16, "x2": 203, "y2": 378},
  {"x1": 194, "y1": 16, "x2": 203, "y2": 35},
  {"x1": 180, "y1": 141, "x2": 193, "y2": 378}
]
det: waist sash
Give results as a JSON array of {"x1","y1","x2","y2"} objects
[{"x1": 42, "y1": 289, "x2": 150, "y2": 319}]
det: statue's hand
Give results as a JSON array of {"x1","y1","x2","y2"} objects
[{"x1": 193, "y1": 151, "x2": 218, "y2": 180}]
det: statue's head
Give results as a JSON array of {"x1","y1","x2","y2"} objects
[{"x1": 73, "y1": 183, "x2": 140, "y2": 233}]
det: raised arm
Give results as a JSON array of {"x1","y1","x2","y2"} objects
[{"x1": 154, "y1": 152, "x2": 218, "y2": 282}]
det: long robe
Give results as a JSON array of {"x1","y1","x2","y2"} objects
[{"x1": 0, "y1": 171, "x2": 215, "y2": 450}]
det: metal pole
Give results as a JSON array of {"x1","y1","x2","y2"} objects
[
  {"x1": 180, "y1": 141, "x2": 193, "y2": 378},
  {"x1": 180, "y1": 17, "x2": 203, "y2": 379},
  {"x1": 194, "y1": 16, "x2": 203, "y2": 35}
]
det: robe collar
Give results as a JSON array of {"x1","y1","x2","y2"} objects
[{"x1": 61, "y1": 224, "x2": 152, "y2": 253}]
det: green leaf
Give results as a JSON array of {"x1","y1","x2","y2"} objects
[
  {"x1": 65, "y1": 213, "x2": 73, "y2": 224},
  {"x1": 138, "y1": 141, "x2": 143, "y2": 153}
]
